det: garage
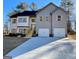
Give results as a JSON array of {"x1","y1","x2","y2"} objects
[
  {"x1": 53, "y1": 28, "x2": 66, "y2": 37},
  {"x1": 38, "y1": 28, "x2": 49, "y2": 37}
]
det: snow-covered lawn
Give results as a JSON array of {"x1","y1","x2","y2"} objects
[
  {"x1": 6, "y1": 37, "x2": 76, "y2": 59},
  {"x1": 6, "y1": 37, "x2": 62, "y2": 58}
]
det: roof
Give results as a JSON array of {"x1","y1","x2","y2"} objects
[
  {"x1": 10, "y1": 2, "x2": 68, "y2": 18},
  {"x1": 36, "y1": 2, "x2": 68, "y2": 14},
  {"x1": 10, "y1": 11, "x2": 37, "y2": 18}
]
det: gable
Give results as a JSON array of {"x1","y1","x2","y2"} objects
[
  {"x1": 52, "y1": 8, "x2": 67, "y2": 16},
  {"x1": 36, "y1": 3, "x2": 57, "y2": 15},
  {"x1": 36, "y1": 3, "x2": 67, "y2": 15}
]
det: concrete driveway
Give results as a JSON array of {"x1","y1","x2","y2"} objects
[
  {"x1": 13, "y1": 38, "x2": 75, "y2": 59},
  {"x1": 6, "y1": 37, "x2": 62, "y2": 58}
]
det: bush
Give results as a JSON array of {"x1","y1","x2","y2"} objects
[
  {"x1": 9, "y1": 33, "x2": 17, "y2": 36},
  {"x1": 68, "y1": 31, "x2": 76, "y2": 35},
  {"x1": 9, "y1": 33, "x2": 26, "y2": 37}
]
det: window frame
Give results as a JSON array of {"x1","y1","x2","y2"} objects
[
  {"x1": 19, "y1": 28, "x2": 26, "y2": 34},
  {"x1": 32, "y1": 19, "x2": 35, "y2": 22},
  {"x1": 12, "y1": 18, "x2": 16, "y2": 23},
  {"x1": 57, "y1": 15, "x2": 61, "y2": 21},
  {"x1": 46, "y1": 16, "x2": 48, "y2": 21},
  {"x1": 18, "y1": 17, "x2": 27, "y2": 23},
  {"x1": 40, "y1": 16, "x2": 43, "y2": 21}
]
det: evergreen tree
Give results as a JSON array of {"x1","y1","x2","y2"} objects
[{"x1": 16, "y1": 2, "x2": 29, "y2": 12}]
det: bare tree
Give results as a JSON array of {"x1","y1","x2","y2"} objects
[
  {"x1": 30, "y1": 2, "x2": 37, "y2": 11},
  {"x1": 61, "y1": 0, "x2": 74, "y2": 32}
]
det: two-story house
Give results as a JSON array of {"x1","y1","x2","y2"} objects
[
  {"x1": 9, "y1": 3, "x2": 68, "y2": 37},
  {"x1": 36, "y1": 3, "x2": 68, "y2": 37}
]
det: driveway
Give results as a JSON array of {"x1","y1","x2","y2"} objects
[
  {"x1": 3, "y1": 37, "x2": 29, "y2": 55},
  {"x1": 12, "y1": 38, "x2": 75, "y2": 59},
  {"x1": 6, "y1": 37, "x2": 63, "y2": 58}
]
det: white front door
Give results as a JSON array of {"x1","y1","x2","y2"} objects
[{"x1": 38, "y1": 28, "x2": 49, "y2": 37}]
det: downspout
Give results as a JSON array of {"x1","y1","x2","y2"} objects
[{"x1": 50, "y1": 12, "x2": 53, "y2": 37}]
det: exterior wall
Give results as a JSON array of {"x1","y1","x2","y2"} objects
[
  {"x1": 36, "y1": 4, "x2": 56, "y2": 34},
  {"x1": 10, "y1": 16, "x2": 36, "y2": 34},
  {"x1": 52, "y1": 9, "x2": 68, "y2": 35},
  {"x1": 29, "y1": 17, "x2": 36, "y2": 28},
  {"x1": 10, "y1": 16, "x2": 30, "y2": 34},
  {"x1": 17, "y1": 26, "x2": 29, "y2": 34},
  {"x1": 10, "y1": 18, "x2": 17, "y2": 33},
  {"x1": 8, "y1": 21, "x2": 11, "y2": 33},
  {"x1": 17, "y1": 16, "x2": 29, "y2": 26},
  {"x1": 36, "y1": 5, "x2": 68, "y2": 35}
]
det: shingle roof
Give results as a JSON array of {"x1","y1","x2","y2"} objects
[{"x1": 10, "y1": 11, "x2": 37, "y2": 18}]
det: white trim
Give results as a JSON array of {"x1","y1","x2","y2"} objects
[{"x1": 17, "y1": 16, "x2": 29, "y2": 26}]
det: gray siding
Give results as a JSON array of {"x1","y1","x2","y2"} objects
[
  {"x1": 36, "y1": 4, "x2": 68, "y2": 35},
  {"x1": 52, "y1": 9, "x2": 68, "y2": 34},
  {"x1": 36, "y1": 4, "x2": 56, "y2": 34}
]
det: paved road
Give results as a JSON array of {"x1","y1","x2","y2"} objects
[{"x1": 3, "y1": 37, "x2": 29, "y2": 55}]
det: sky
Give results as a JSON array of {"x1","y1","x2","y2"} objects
[{"x1": 3, "y1": 0, "x2": 61, "y2": 24}]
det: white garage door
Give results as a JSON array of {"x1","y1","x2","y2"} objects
[
  {"x1": 53, "y1": 28, "x2": 65, "y2": 37},
  {"x1": 38, "y1": 28, "x2": 49, "y2": 37}
]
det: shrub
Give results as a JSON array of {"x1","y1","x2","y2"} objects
[
  {"x1": 68, "y1": 31, "x2": 76, "y2": 35},
  {"x1": 9, "y1": 33, "x2": 26, "y2": 37}
]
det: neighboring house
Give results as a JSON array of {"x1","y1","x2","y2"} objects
[
  {"x1": 3, "y1": 24, "x2": 8, "y2": 35},
  {"x1": 9, "y1": 3, "x2": 68, "y2": 37},
  {"x1": 9, "y1": 11, "x2": 37, "y2": 35},
  {"x1": 36, "y1": 3, "x2": 68, "y2": 37}
]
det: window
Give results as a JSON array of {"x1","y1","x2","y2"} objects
[
  {"x1": 12, "y1": 19, "x2": 16, "y2": 23},
  {"x1": 57, "y1": 15, "x2": 61, "y2": 21},
  {"x1": 32, "y1": 19, "x2": 35, "y2": 22},
  {"x1": 18, "y1": 18, "x2": 22, "y2": 22},
  {"x1": 19, "y1": 29, "x2": 23, "y2": 33},
  {"x1": 18, "y1": 18, "x2": 27, "y2": 22},
  {"x1": 19, "y1": 29, "x2": 26, "y2": 34},
  {"x1": 46, "y1": 16, "x2": 48, "y2": 21},
  {"x1": 12, "y1": 29, "x2": 16, "y2": 33},
  {"x1": 40, "y1": 16, "x2": 43, "y2": 21},
  {"x1": 23, "y1": 18, "x2": 27, "y2": 22}
]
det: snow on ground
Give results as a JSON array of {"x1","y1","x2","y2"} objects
[
  {"x1": 12, "y1": 38, "x2": 75, "y2": 59},
  {"x1": 6, "y1": 37, "x2": 62, "y2": 58}
]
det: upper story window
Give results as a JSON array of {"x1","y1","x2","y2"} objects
[
  {"x1": 46, "y1": 16, "x2": 48, "y2": 21},
  {"x1": 40, "y1": 16, "x2": 43, "y2": 21},
  {"x1": 57, "y1": 15, "x2": 61, "y2": 21},
  {"x1": 23, "y1": 18, "x2": 27, "y2": 22},
  {"x1": 12, "y1": 19, "x2": 16, "y2": 23},
  {"x1": 18, "y1": 17, "x2": 27, "y2": 23},
  {"x1": 32, "y1": 19, "x2": 35, "y2": 22}
]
